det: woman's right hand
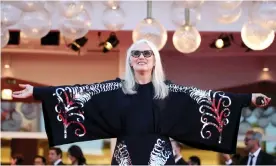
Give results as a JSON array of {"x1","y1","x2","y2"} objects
[{"x1": 12, "y1": 84, "x2": 34, "y2": 98}]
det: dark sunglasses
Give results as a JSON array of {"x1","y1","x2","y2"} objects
[{"x1": 131, "y1": 50, "x2": 154, "y2": 58}]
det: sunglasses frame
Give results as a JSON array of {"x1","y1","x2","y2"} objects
[{"x1": 131, "y1": 50, "x2": 154, "y2": 58}]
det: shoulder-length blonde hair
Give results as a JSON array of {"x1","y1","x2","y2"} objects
[{"x1": 122, "y1": 39, "x2": 169, "y2": 99}]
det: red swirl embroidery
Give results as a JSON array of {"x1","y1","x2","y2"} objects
[
  {"x1": 199, "y1": 91, "x2": 231, "y2": 144},
  {"x1": 53, "y1": 82, "x2": 122, "y2": 139},
  {"x1": 55, "y1": 88, "x2": 86, "y2": 139},
  {"x1": 168, "y1": 84, "x2": 231, "y2": 144}
]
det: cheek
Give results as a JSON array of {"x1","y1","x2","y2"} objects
[
  {"x1": 69, "y1": 156, "x2": 75, "y2": 161},
  {"x1": 129, "y1": 58, "x2": 136, "y2": 66}
]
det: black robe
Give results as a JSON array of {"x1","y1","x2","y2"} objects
[{"x1": 33, "y1": 78, "x2": 251, "y2": 165}]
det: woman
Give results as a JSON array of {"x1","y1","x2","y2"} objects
[
  {"x1": 67, "y1": 145, "x2": 86, "y2": 165},
  {"x1": 13, "y1": 39, "x2": 271, "y2": 165}
]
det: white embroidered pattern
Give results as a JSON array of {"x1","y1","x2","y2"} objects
[
  {"x1": 148, "y1": 139, "x2": 172, "y2": 166},
  {"x1": 168, "y1": 83, "x2": 232, "y2": 144},
  {"x1": 53, "y1": 81, "x2": 122, "y2": 139},
  {"x1": 113, "y1": 141, "x2": 132, "y2": 166}
]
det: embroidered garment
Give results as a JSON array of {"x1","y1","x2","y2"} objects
[{"x1": 33, "y1": 78, "x2": 251, "y2": 165}]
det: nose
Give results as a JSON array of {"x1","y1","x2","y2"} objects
[{"x1": 138, "y1": 53, "x2": 145, "y2": 59}]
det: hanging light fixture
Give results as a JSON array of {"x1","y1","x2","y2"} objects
[
  {"x1": 172, "y1": 8, "x2": 201, "y2": 54},
  {"x1": 0, "y1": 2, "x2": 23, "y2": 28},
  {"x1": 249, "y1": 0, "x2": 276, "y2": 31},
  {"x1": 19, "y1": 8, "x2": 52, "y2": 39},
  {"x1": 103, "y1": 0, "x2": 120, "y2": 9},
  {"x1": 58, "y1": 1, "x2": 86, "y2": 18},
  {"x1": 241, "y1": 20, "x2": 275, "y2": 51},
  {"x1": 175, "y1": 0, "x2": 205, "y2": 9},
  {"x1": 1, "y1": 28, "x2": 10, "y2": 48},
  {"x1": 132, "y1": 0, "x2": 167, "y2": 50},
  {"x1": 102, "y1": 4, "x2": 125, "y2": 31},
  {"x1": 170, "y1": 1, "x2": 201, "y2": 27}
]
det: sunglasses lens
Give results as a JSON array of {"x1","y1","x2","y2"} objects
[
  {"x1": 143, "y1": 50, "x2": 152, "y2": 57},
  {"x1": 132, "y1": 51, "x2": 140, "y2": 57},
  {"x1": 131, "y1": 50, "x2": 153, "y2": 58}
]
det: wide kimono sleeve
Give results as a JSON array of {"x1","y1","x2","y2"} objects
[
  {"x1": 33, "y1": 78, "x2": 122, "y2": 147},
  {"x1": 163, "y1": 82, "x2": 252, "y2": 154}
]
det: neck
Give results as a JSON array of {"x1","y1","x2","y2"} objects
[
  {"x1": 135, "y1": 71, "x2": 152, "y2": 84},
  {"x1": 250, "y1": 146, "x2": 260, "y2": 153}
]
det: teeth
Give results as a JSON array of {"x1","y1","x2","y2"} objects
[{"x1": 138, "y1": 62, "x2": 146, "y2": 65}]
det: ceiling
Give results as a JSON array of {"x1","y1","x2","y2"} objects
[
  {"x1": 3, "y1": 1, "x2": 275, "y2": 58},
  {"x1": 5, "y1": 1, "x2": 268, "y2": 32},
  {"x1": 2, "y1": 30, "x2": 276, "y2": 58}
]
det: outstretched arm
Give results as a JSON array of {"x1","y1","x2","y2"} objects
[
  {"x1": 168, "y1": 83, "x2": 270, "y2": 109},
  {"x1": 12, "y1": 78, "x2": 123, "y2": 147},
  {"x1": 164, "y1": 82, "x2": 271, "y2": 154}
]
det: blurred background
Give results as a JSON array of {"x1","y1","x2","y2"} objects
[{"x1": 1, "y1": 0, "x2": 276, "y2": 165}]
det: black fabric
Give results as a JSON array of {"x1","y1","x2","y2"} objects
[
  {"x1": 33, "y1": 78, "x2": 252, "y2": 165},
  {"x1": 175, "y1": 158, "x2": 188, "y2": 165},
  {"x1": 112, "y1": 134, "x2": 175, "y2": 165}
]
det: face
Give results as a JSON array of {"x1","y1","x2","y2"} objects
[
  {"x1": 10, "y1": 158, "x2": 17, "y2": 165},
  {"x1": 48, "y1": 150, "x2": 59, "y2": 163},
  {"x1": 34, "y1": 157, "x2": 45, "y2": 165},
  {"x1": 68, "y1": 154, "x2": 76, "y2": 164},
  {"x1": 129, "y1": 43, "x2": 155, "y2": 72},
  {"x1": 244, "y1": 134, "x2": 258, "y2": 151}
]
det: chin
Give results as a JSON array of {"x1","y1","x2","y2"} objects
[{"x1": 134, "y1": 67, "x2": 150, "y2": 72}]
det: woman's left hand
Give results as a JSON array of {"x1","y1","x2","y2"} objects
[{"x1": 252, "y1": 93, "x2": 271, "y2": 107}]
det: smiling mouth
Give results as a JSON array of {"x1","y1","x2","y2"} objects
[{"x1": 138, "y1": 62, "x2": 147, "y2": 65}]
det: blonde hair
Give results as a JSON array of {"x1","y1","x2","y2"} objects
[{"x1": 122, "y1": 39, "x2": 169, "y2": 99}]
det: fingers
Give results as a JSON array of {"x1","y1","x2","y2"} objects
[
  {"x1": 262, "y1": 95, "x2": 271, "y2": 106},
  {"x1": 12, "y1": 94, "x2": 23, "y2": 98},
  {"x1": 12, "y1": 93, "x2": 26, "y2": 98},
  {"x1": 256, "y1": 97, "x2": 271, "y2": 107},
  {"x1": 19, "y1": 84, "x2": 29, "y2": 88},
  {"x1": 12, "y1": 91, "x2": 31, "y2": 98},
  {"x1": 12, "y1": 91, "x2": 24, "y2": 95},
  {"x1": 252, "y1": 93, "x2": 272, "y2": 107},
  {"x1": 12, "y1": 88, "x2": 28, "y2": 99},
  {"x1": 12, "y1": 90, "x2": 25, "y2": 98},
  {"x1": 264, "y1": 97, "x2": 271, "y2": 105}
]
